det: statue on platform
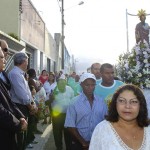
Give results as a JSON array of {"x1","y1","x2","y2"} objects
[
  {"x1": 117, "y1": 9, "x2": 150, "y2": 117},
  {"x1": 135, "y1": 9, "x2": 150, "y2": 44}
]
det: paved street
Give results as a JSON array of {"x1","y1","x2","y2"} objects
[
  {"x1": 25, "y1": 120, "x2": 55, "y2": 150},
  {"x1": 26, "y1": 120, "x2": 65, "y2": 150}
]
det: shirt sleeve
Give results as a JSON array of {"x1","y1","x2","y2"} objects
[
  {"x1": 9, "y1": 71, "x2": 31, "y2": 105},
  {"x1": 0, "y1": 102, "x2": 21, "y2": 132},
  {"x1": 64, "y1": 103, "x2": 77, "y2": 128}
]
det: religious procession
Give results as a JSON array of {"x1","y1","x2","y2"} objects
[{"x1": 0, "y1": 1, "x2": 150, "y2": 150}]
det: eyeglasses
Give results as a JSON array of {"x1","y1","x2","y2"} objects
[
  {"x1": 2, "y1": 48, "x2": 8, "y2": 52},
  {"x1": 117, "y1": 98, "x2": 139, "y2": 106}
]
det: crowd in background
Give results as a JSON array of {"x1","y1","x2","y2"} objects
[{"x1": 0, "y1": 39, "x2": 150, "y2": 150}]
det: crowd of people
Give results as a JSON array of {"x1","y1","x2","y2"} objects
[
  {"x1": 0, "y1": 40, "x2": 149, "y2": 150},
  {"x1": 0, "y1": 10, "x2": 150, "y2": 150}
]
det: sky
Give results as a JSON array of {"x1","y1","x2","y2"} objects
[{"x1": 31, "y1": 0, "x2": 150, "y2": 74}]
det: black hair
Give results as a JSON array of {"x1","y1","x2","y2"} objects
[
  {"x1": 106, "y1": 84, "x2": 149, "y2": 127},
  {"x1": 100, "y1": 63, "x2": 113, "y2": 73}
]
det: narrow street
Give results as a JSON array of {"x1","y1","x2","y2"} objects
[
  {"x1": 26, "y1": 120, "x2": 65, "y2": 150},
  {"x1": 43, "y1": 124, "x2": 56, "y2": 150}
]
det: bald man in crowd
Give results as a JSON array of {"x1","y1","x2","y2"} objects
[{"x1": 91, "y1": 63, "x2": 101, "y2": 84}]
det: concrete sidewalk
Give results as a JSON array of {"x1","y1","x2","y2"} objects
[
  {"x1": 25, "y1": 120, "x2": 66, "y2": 150},
  {"x1": 26, "y1": 120, "x2": 53, "y2": 150}
]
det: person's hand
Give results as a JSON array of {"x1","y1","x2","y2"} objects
[
  {"x1": 20, "y1": 118, "x2": 28, "y2": 131},
  {"x1": 81, "y1": 141, "x2": 89, "y2": 150}
]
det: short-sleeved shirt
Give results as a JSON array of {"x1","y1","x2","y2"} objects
[
  {"x1": 51, "y1": 85, "x2": 74, "y2": 114},
  {"x1": 43, "y1": 81, "x2": 57, "y2": 100},
  {"x1": 94, "y1": 80, "x2": 124, "y2": 104},
  {"x1": 64, "y1": 92, "x2": 107, "y2": 141}
]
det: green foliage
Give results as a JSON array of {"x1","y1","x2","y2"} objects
[{"x1": 8, "y1": 33, "x2": 19, "y2": 41}]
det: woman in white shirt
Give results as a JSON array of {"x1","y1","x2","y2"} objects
[
  {"x1": 43, "y1": 72, "x2": 57, "y2": 100},
  {"x1": 89, "y1": 84, "x2": 150, "y2": 150},
  {"x1": 43, "y1": 72, "x2": 57, "y2": 124}
]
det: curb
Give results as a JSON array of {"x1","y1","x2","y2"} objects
[{"x1": 26, "y1": 121, "x2": 52, "y2": 150}]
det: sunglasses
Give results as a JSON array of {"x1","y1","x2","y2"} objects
[{"x1": 2, "y1": 48, "x2": 8, "y2": 52}]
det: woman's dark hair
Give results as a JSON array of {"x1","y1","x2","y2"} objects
[
  {"x1": 106, "y1": 84, "x2": 149, "y2": 127},
  {"x1": 100, "y1": 63, "x2": 113, "y2": 73},
  {"x1": 41, "y1": 70, "x2": 47, "y2": 75},
  {"x1": 27, "y1": 68, "x2": 36, "y2": 78}
]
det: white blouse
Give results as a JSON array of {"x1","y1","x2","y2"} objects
[
  {"x1": 43, "y1": 81, "x2": 57, "y2": 100},
  {"x1": 89, "y1": 120, "x2": 150, "y2": 150}
]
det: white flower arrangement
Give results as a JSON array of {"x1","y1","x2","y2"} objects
[{"x1": 116, "y1": 40, "x2": 150, "y2": 89}]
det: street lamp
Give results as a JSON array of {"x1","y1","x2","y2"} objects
[{"x1": 61, "y1": 0, "x2": 84, "y2": 69}]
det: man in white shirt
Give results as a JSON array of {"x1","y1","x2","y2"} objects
[{"x1": 50, "y1": 77, "x2": 74, "y2": 150}]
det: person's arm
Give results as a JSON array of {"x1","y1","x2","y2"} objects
[
  {"x1": 9, "y1": 71, "x2": 37, "y2": 114},
  {"x1": 28, "y1": 79, "x2": 41, "y2": 92},
  {"x1": 9, "y1": 72, "x2": 31, "y2": 105},
  {"x1": 11, "y1": 101, "x2": 25, "y2": 118},
  {"x1": 68, "y1": 127, "x2": 89, "y2": 149},
  {"x1": 49, "y1": 90, "x2": 55, "y2": 103},
  {"x1": 65, "y1": 100, "x2": 89, "y2": 149},
  {"x1": 19, "y1": 118, "x2": 28, "y2": 131},
  {"x1": 135, "y1": 24, "x2": 141, "y2": 43},
  {"x1": 0, "y1": 102, "x2": 27, "y2": 133}
]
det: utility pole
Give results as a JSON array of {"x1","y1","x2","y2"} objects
[
  {"x1": 126, "y1": 9, "x2": 129, "y2": 52},
  {"x1": 61, "y1": 0, "x2": 64, "y2": 69},
  {"x1": 60, "y1": 0, "x2": 84, "y2": 69}
]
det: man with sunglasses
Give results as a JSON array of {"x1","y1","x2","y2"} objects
[
  {"x1": 0, "y1": 46, "x2": 27, "y2": 150},
  {"x1": 0, "y1": 39, "x2": 9, "y2": 57},
  {"x1": 0, "y1": 39, "x2": 11, "y2": 90}
]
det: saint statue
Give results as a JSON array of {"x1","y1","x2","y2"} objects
[{"x1": 135, "y1": 9, "x2": 150, "y2": 44}]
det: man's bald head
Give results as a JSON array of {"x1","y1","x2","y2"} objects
[{"x1": 91, "y1": 63, "x2": 101, "y2": 79}]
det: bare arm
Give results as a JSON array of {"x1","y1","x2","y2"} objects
[{"x1": 68, "y1": 127, "x2": 89, "y2": 149}]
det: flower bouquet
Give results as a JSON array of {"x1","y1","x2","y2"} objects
[{"x1": 116, "y1": 40, "x2": 150, "y2": 89}]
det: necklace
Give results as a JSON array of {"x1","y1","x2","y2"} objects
[
  {"x1": 123, "y1": 132, "x2": 138, "y2": 150},
  {"x1": 110, "y1": 122, "x2": 145, "y2": 150}
]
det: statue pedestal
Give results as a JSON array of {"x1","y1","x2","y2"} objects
[{"x1": 143, "y1": 89, "x2": 150, "y2": 118}]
